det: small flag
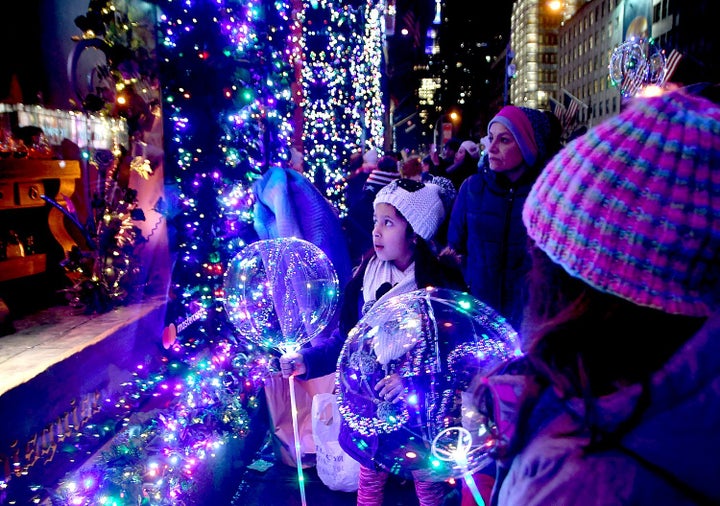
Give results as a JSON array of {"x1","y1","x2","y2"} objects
[
  {"x1": 403, "y1": 10, "x2": 422, "y2": 49},
  {"x1": 549, "y1": 97, "x2": 566, "y2": 124},
  {"x1": 659, "y1": 49, "x2": 683, "y2": 86},
  {"x1": 561, "y1": 89, "x2": 586, "y2": 129},
  {"x1": 621, "y1": 57, "x2": 648, "y2": 97},
  {"x1": 564, "y1": 99, "x2": 579, "y2": 127}
]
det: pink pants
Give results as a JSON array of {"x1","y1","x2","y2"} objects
[{"x1": 356, "y1": 464, "x2": 446, "y2": 506}]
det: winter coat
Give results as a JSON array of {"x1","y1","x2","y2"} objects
[
  {"x1": 447, "y1": 162, "x2": 540, "y2": 330},
  {"x1": 479, "y1": 312, "x2": 720, "y2": 505}
]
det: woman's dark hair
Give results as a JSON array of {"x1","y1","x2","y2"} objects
[{"x1": 523, "y1": 243, "x2": 706, "y2": 399}]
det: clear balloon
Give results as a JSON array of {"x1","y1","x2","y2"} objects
[
  {"x1": 223, "y1": 237, "x2": 340, "y2": 352},
  {"x1": 336, "y1": 287, "x2": 522, "y2": 481},
  {"x1": 609, "y1": 38, "x2": 666, "y2": 98}
]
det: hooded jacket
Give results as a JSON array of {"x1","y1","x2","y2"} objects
[
  {"x1": 483, "y1": 312, "x2": 720, "y2": 505},
  {"x1": 447, "y1": 160, "x2": 540, "y2": 330}
]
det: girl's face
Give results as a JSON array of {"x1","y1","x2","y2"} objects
[
  {"x1": 372, "y1": 203, "x2": 414, "y2": 271},
  {"x1": 487, "y1": 122, "x2": 525, "y2": 179}
]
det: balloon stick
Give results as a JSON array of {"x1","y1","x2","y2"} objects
[
  {"x1": 432, "y1": 427, "x2": 486, "y2": 506},
  {"x1": 288, "y1": 374, "x2": 307, "y2": 506},
  {"x1": 462, "y1": 467, "x2": 486, "y2": 506}
]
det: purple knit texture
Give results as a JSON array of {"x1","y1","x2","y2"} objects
[
  {"x1": 523, "y1": 89, "x2": 720, "y2": 317},
  {"x1": 489, "y1": 105, "x2": 539, "y2": 166}
]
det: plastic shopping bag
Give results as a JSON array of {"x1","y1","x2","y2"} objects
[{"x1": 311, "y1": 392, "x2": 360, "y2": 492}]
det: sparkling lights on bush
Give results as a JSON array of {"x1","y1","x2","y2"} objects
[
  {"x1": 297, "y1": 0, "x2": 385, "y2": 215},
  {"x1": 3, "y1": 0, "x2": 388, "y2": 503}
]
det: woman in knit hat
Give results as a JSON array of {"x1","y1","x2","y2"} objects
[
  {"x1": 445, "y1": 139, "x2": 480, "y2": 190},
  {"x1": 447, "y1": 105, "x2": 555, "y2": 331},
  {"x1": 468, "y1": 86, "x2": 720, "y2": 505},
  {"x1": 281, "y1": 178, "x2": 466, "y2": 505}
]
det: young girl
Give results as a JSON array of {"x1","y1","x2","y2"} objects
[{"x1": 280, "y1": 178, "x2": 466, "y2": 506}]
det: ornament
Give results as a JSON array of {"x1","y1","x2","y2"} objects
[{"x1": 336, "y1": 287, "x2": 521, "y2": 480}]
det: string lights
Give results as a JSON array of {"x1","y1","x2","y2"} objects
[{"x1": 3, "y1": 0, "x2": 388, "y2": 503}]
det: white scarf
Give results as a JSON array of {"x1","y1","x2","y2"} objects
[
  {"x1": 361, "y1": 256, "x2": 422, "y2": 365},
  {"x1": 361, "y1": 255, "x2": 417, "y2": 314}
]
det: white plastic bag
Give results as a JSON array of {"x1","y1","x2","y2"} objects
[{"x1": 311, "y1": 392, "x2": 360, "y2": 492}]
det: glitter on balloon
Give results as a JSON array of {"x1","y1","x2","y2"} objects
[
  {"x1": 609, "y1": 37, "x2": 666, "y2": 98},
  {"x1": 336, "y1": 287, "x2": 522, "y2": 481}
]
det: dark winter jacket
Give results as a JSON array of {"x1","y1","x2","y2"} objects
[
  {"x1": 477, "y1": 312, "x2": 720, "y2": 505},
  {"x1": 447, "y1": 162, "x2": 540, "y2": 330}
]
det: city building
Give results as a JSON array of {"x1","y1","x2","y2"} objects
[
  {"x1": 556, "y1": 0, "x2": 720, "y2": 130},
  {"x1": 558, "y1": 0, "x2": 623, "y2": 128},
  {"x1": 418, "y1": 2, "x2": 512, "y2": 146},
  {"x1": 509, "y1": 0, "x2": 581, "y2": 110}
]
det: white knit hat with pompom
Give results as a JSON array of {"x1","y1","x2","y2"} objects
[{"x1": 374, "y1": 179, "x2": 445, "y2": 241}]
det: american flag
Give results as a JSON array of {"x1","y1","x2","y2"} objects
[
  {"x1": 403, "y1": 10, "x2": 422, "y2": 49},
  {"x1": 549, "y1": 97, "x2": 566, "y2": 124},
  {"x1": 560, "y1": 89, "x2": 585, "y2": 130},
  {"x1": 621, "y1": 57, "x2": 649, "y2": 97},
  {"x1": 659, "y1": 49, "x2": 683, "y2": 86},
  {"x1": 564, "y1": 98, "x2": 579, "y2": 127}
]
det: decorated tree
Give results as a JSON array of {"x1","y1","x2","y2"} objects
[{"x1": 29, "y1": 0, "x2": 387, "y2": 503}]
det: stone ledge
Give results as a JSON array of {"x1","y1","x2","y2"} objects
[{"x1": 0, "y1": 297, "x2": 168, "y2": 492}]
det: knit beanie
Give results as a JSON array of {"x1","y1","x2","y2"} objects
[
  {"x1": 523, "y1": 88, "x2": 720, "y2": 317},
  {"x1": 424, "y1": 175, "x2": 457, "y2": 216},
  {"x1": 374, "y1": 179, "x2": 445, "y2": 241},
  {"x1": 459, "y1": 140, "x2": 480, "y2": 159},
  {"x1": 489, "y1": 105, "x2": 550, "y2": 167},
  {"x1": 364, "y1": 155, "x2": 400, "y2": 194}
]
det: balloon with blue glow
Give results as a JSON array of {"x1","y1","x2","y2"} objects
[
  {"x1": 223, "y1": 237, "x2": 340, "y2": 354},
  {"x1": 609, "y1": 38, "x2": 666, "y2": 98},
  {"x1": 336, "y1": 287, "x2": 522, "y2": 481}
]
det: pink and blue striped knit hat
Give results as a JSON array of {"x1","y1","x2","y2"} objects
[{"x1": 522, "y1": 88, "x2": 720, "y2": 317}]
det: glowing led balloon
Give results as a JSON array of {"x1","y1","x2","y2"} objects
[
  {"x1": 223, "y1": 237, "x2": 340, "y2": 352},
  {"x1": 609, "y1": 38, "x2": 666, "y2": 98},
  {"x1": 336, "y1": 287, "x2": 521, "y2": 481}
]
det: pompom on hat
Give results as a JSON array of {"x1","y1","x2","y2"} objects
[
  {"x1": 522, "y1": 88, "x2": 720, "y2": 317},
  {"x1": 374, "y1": 178, "x2": 445, "y2": 241}
]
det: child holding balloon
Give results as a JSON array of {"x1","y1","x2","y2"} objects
[{"x1": 281, "y1": 178, "x2": 466, "y2": 506}]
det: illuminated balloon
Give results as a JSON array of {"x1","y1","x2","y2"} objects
[
  {"x1": 223, "y1": 237, "x2": 340, "y2": 352},
  {"x1": 336, "y1": 287, "x2": 521, "y2": 481},
  {"x1": 609, "y1": 38, "x2": 666, "y2": 98}
]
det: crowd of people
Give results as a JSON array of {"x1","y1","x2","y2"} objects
[{"x1": 269, "y1": 83, "x2": 720, "y2": 506}]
